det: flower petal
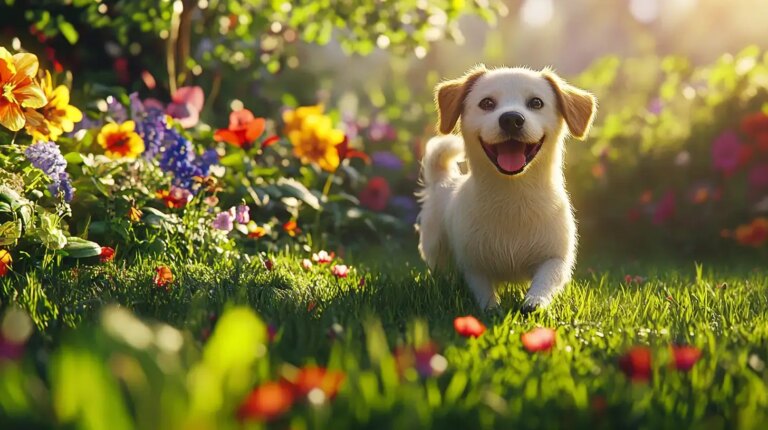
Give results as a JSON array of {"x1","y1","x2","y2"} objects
[
  {"x1": 0, "y1": 101, "x2": 25, "y2": 131},
  {"x1": 16, "y1": 84, "x2": 48, "y2": 109},
  {"x1": 11, "y1": 52, "x2": 39, "y2": 79}
]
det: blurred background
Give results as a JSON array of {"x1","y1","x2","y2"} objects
[{"x1": 2, "y1": 0, "x2": 768, "y2": 260}]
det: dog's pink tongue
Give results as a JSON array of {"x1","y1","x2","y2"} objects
[{"x1": 496, "y1": 142, "x2": 526, "y2": 172}]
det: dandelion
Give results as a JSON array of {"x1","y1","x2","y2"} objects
[
  {"x1": 214, "y1": 108, "x2": 266, "y2": 149},
  {"x1": 153, "y1": 266, "x2": 173, "y2": 288},
  {"x1": 0, "y1": 250, "x2": 11, "y2": 276},
  {"x1": 521, "y1": 327, "x2": 556, "y2": 353},
  {"x1": 312, "y1": 250, "x2": 334, "y2": 264},
  {"x1": 99, "y1": 246, "x2": 115, "y2": 263},
  {"x1": 331, "y1": 264, "x2": 349, "y2": 278},
  {"x1": 237, "y1": 382, "x2": 294, "y2": 422},
  {"x1": 0, "y1": 47, "x2": 47, "y2": 131},
  {"x1": 453, "y1": 316, "x2": 486, "y2": 338},
  {"x1": 97, "y1": 121, "x2": 145, "y2": 159},
  {"x1": 24, "y1": 141, "x2": 75, "y2": 202},
  {"x1": 25, "y1": 71, "x2": 82, "y2": 141}
]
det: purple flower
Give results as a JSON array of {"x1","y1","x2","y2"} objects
[
  {"x1": 367, "y1": 119, "x2": 397, "y2": 142},
  {"x1": 390, "y1": 195, "x2": 418, "y2": 223},
  {"x1": 24, "y1": 142, "x2": 75, "y2": 202},
  {"x1": 106, "y1": 96, "x2": 128, "y2": 123},
  {"x1": 371, "y1": 151, "x2": 404, "y2": 170},
  {"x1": 212, "y1": 210, "x2": 234, "y2": 232},
  {"x1": 235, "y1": 204, "x2": 250, "y2": 224},
  {"x1": 159, "y1": 133, "x2": 211, "y2": 190},
  {"x1": 711, "y1": 130, "x2": 744, "y2": 175},
  {"x1": 647, "y1": 98, "x2": 663, "y2": 115}
]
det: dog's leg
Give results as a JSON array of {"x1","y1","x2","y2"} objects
[
  {"x1": 464, "y1": 270, "x2": 498, "y2": 309},
  {"x1": 522, "y1": 258, "x2": 572, "y2": 313}
]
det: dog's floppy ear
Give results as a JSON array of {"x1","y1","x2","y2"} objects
[
  {"x1": 542, "y1": 70, "x2": 597, "y2": 140},
  {"x1": 435, "y1": 65, "x2": 487, "y2": 134}
]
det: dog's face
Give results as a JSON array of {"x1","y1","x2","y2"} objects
[{"x1": 435, "y1": 66, "x2": 596, "y2": 176}]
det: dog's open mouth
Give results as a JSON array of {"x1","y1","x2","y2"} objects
[{"x1": 480, "y1": 136, "x2": 544, "y2": 175}]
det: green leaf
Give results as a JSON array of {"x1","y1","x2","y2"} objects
[
  {"x1": 57, "y1": 19, "x2": 79, "y2": 44},
  {"x1": 0, "y1": 221, "x2": 21, "y2": 246},
  {"x1": 63, "y1": 237, "x2": 101, "y2": 258}
]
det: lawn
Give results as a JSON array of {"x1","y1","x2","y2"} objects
[{"x1": 3, "y1": 249, "x2": 767, "y2": 429}]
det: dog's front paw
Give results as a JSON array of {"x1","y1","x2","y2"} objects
[{"x1": 521, "y1": 296, "x2": 550, "y2": 314}]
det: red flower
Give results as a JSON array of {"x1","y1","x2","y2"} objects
[
  {"x1": 521, "y1": 327, "x2": 556, "y2": 353},
  {"x1": 99, "y1": 246, "x2": 115, "y2": 263},
  {"x1": 153, "y1": 266, "x2": 173, "y2": 288},
  {"x1": 267, "y1": 324, "x2": 277, "y2": 343},
  {"x1": 0, "y1": 250, "x2": 11, "y2": 277},
  {"x1": 312, "y1": 250, "x2": 334, "y2": 264},
  {"x1": 671, "y1": 345, "x2": 701, "y2": 372},
  {"x1": 156, "y1": 187, "x2": 191, "y2": 209},
  {"x1": 336, "y1": 135, "x2": 371, "y2": 163},
  {"x1": 740, "y1": 112, "x2": 768, "y2": 137},
  {"x1": 359, "y1": 177, "x2": 391, "y2": 212},
  {"x1": 331, "y1": 264, "x2": 349, "y2": 278},
  {"x1": 214, "y1": 109, "x2": 266, "y2": 149},
  {"x1": 453, "y1": 316, "x2": 486, "y2": 338},
  {"x1": 237, "y1": 381, "x2": 295, "y2": 422},
  {"x1": 290, "y1": 366, "x2": 346, "y2": 400},
  {"x1": 283, "y1": 220, "x2": 301, "y2": 237},
  {"x1": 619, "y1": 346, "x2": 652, "y2": 382},
  {"x1": 263, "y1": 258, "x2": 275, "y2": 271}
]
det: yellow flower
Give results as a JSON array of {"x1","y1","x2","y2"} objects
[
  {"x1": 283, "y1": 105, "x2": 345, "y2": 172},
  {"x1": 97, "y1": 121, "x2": 145, "y2": 159},
  {"x1": 25, "y1": 71, "x2": 83, "y2": 141},
  {"x1": 0, "y1": 47, "x2": 47, "y2": 131}
]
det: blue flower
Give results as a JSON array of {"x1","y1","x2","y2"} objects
[
  {"x1": 159, "y1": 133, "x2": 211, "y2": 190},
  {"x1": 24, "y1": 142, "x2": 75, "y2": 202},
  {"x1": 130, "y1": 93, "x2": 169, "y2": 159},
  {"x1": 371, "y1": 151, "x2": 404, "y2": 170}
]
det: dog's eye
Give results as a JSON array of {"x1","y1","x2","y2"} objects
[
  {"x1": 528, "y1": 97, "x2": 544, "y2": 110},
  {"x1": 478, "y1": 98, "x2": 496, "y2": 111}
]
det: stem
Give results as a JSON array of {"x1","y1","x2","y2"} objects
[
  {"x1": 311, "y1": 171, "x2": 336, "y2": 249},
  {"x1": 167, "y1": 0, "x2": 184, "y2": 94}
]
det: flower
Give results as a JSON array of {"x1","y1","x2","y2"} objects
[
  {"x1": 25, "y1": 71, "x2": 82, "y2": 141},
  {"x1": 300, "y1": 258, "x2": 313, "y2": 270},
  {"x1": 671, "y1": 346, "x2": 701, "y2": 372},
  {"x1": 166, "y1": 86, "x2": 203, "y2": 128},
  {"x1": 0, "y1": 250, "x2": 11, "y2": 276},
  {"x1": 156, "y1": 187, "x2": 191, "y2": 209},
  {"x1": 247, "y1": 222, "x2": 269, "y2": 239},
  {"x1": 652, "y1": 190, "x2": 676, "y2": 225},
  {"x1": 359, "y1": 176, "x2": 391, "y2": 211},
  {"x1": 748, "y1": 164, "x2": 768, "y2": 190},
  {"x1": 159, "y1": 133, "x2": 213, "y2": 190},
  {"x1": 263, "y1": 258, "x2": 274, "y2": 271},
  {"x1": 212, "y1": 209, "x2": 235, "y2": 232},
  {"x1": 99, "y1": 246, "x2": 115, "y2": 263},
  {"x1": 284, "y1": 105, "x2": 345, "y2": 172},
  {"x1": 521, "y1": 327, "x2": 556, "y2": 353},
  {"x1": 130, "y1": 93, "x2": 170, "y2": 159},
  {"x1": 237, "y1": 381, "x2": 294, "y2": 422},
  {"x1": 734, "y1": 218, "x2": 768, "y2": 247},
  {"x1": 371, "y1": 151, "x2": 404, "y2": 170},
  {"x1": 312, "y1": 250, "x2": 334, "y2": 264},
  {"x1": 235, "y1": 204, "x2": 250, "y2": 224},
  {"x1": 97, "y1": 121, "x2": 145, "y2": 159},
  {"x1": 128, "y1": 206, "x2": 142, "y2": 222},
  {"x1": 290, "y1": 366, "x2": 346, "y2": 400},
  {"x1": 153, "y1": 266, "x2": 173, "y2": 288},
  {"x1": 213, "y1": 109, "x2": 266, "y2": 149},
  {"x1": 740, "y1": 111, "x2": 768, "y2": 137},
  {"x1": 0, "y1": 47, "x2": 47, "y2": 131},
  {"x1": 331, "y1": 264, "x2": 349, "y2": 278},
  {"x1": 619, "y1": 346, "x2": 652, "y2": 382},
  {"x1": 283, "y1": 220, "x2": 300, "y2": 237},
  {"x1": 453, "y1": 316, "x2": 486, "y2": 338},
  {"x1": 394, "y1": 341, "x2": 446, "y2": 378},
  {"x1": 711, "y1": 130, "x2": 746, "y2": 175},
  {"x1": 24, "y1": 141, "x2": 75, "y2": 202}
]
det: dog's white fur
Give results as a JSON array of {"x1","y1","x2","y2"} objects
[{"x1": 417, "y1": 65, "x2": 597, "y2": 311}]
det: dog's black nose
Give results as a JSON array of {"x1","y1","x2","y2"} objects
[{"x1": 499, "y1": 111, "x2": 525, "y2": 133}]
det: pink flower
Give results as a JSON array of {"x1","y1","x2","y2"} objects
[
  {"x1": 300, "y1": 259, "x2": 313, "y2": 270},
  {"x1": 652, "y1": 191, "x2": 676, "y2": 225},
  {"x1": 166, "y1": 86, "x2": 204, "y2": 128},
  {"x1": 212, "y1": 209, "x2": 235, "y2": 232},
  {"x1": 312, "y1": 250, "x2": 335, "y2": 264},
  {"x1": 331, "y1": 265, "x2": 349, "y2": 278},
  {"x1": 521, "y1": 328, "x2": 556, "y2": 353},
  {"x1": 359, "y1": 177, "x2": 391, "y2": 212},
  {"x1": 711, "y1": 130, "x2": 744, "y2": 175},
  {"x1": 748, "y1": 163, "x2": 768, "y2": 190},
  {"x1": 453, "y1": 316, "x2": 486, "y2": 338},
  {"x1": 235, "y1": 204, "x2": 250, "y2": 224}
]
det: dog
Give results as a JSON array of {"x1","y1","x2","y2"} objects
[{"x1": 417, "y1": 65, "x2": 597, "y2": 312}]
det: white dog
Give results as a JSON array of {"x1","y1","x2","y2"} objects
[{"x1": 417, "y1": 65, "x2": 597, "y2": 312}]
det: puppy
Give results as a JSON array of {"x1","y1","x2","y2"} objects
[{"x1": 417, "y1": 65, "x2": 597, "y2": 312}]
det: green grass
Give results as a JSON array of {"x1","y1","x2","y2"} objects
[{"x1": 2, "y1": 251, "x2": 768, "y2": 429}]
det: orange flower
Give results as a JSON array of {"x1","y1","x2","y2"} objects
[
  {"x1": 213, "y1": 108, "x2": 266, "y2": 149},
  {"x1": 153, "y1": 266, "x2": 173, "y2": 288},
  {"x1": 282, "y1": 220, "x2": 300, "y2": 237},
  {"x1": 237, "y1": 381, "x2": 294, "y2": 422},
  {"x1": 99, "y1": 246, "x2": 115, "y2": 263},
  {"x1": 740, "y1": 112, "x2": 768, "y2": 137},
  {"x1": 290, "y1": 366, "x2": 346, "y2": 400},
  {"x1": 25, "y1": 70, "x2": 82, "y2": 141},
  {"x1": 247, "y1": 221, "x2": 269, "y2": 239},
  {"x1": 453, "y1": 316, "x2": 486, "y2": 338},
  {"x1": 97, "y1": 121, "x2": 145, "y2": 159},
  {"x1": 520, "y1": 327, "x2": 556, "y2": 353},
  {"x1": 283, "y1": 105, "x2": 345, "y2": 172},
  {"x1": 734, "y1": 218, "x2": 768, "y2": 247},
  {"x1": 0, "y1": 47, "x2": 48, "y2": 131},
  {"x1": 0, "y1": 250, "x2": 11, "y2": 277}
]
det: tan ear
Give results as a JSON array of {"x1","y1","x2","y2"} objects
[
  {"x1": 435, "y1": 65, "x2": 487, "y2": 134},
  {"x1": 543, "y1": 70, "x2": 597, "y2": 140}
]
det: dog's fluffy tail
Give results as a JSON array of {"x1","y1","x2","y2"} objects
[{"x1": 422, "y1": 135, "x2": 464, "y2": 186}]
